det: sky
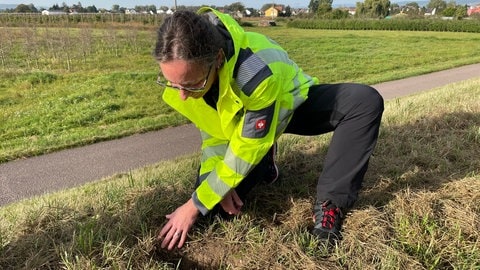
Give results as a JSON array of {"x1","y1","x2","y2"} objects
[{"x1": 0, "y1": 0, "x2": 360, "y2": 10}]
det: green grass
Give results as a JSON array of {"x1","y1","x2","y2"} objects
[
  {"x1": 1, "y1": 79, "x2": 479, "y2": 269},
  {"x1": 1, "y1": 26, "x2": 480, "y2": 162},
  {"x1": 0, "y1": 71, "x2": 186, "y2": 161}
]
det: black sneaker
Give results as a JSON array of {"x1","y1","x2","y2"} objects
[
  {"x1": 264, "y1": 143, "x2": 279, "y2": 184},
  {"x1": 311, "y1": 200, "x2": 344, "y2": 248}
]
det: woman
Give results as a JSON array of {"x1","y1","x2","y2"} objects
[{"x1": 154, "y1": 7, "x2": 384, "y2": 251}]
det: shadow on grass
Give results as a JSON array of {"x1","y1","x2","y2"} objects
[
  {"x1": 1, "y1": 111, "x2": 478, "y2": 269},
  {"x1": 358, "y1": 111, "x2": 479, "y2": 208}
]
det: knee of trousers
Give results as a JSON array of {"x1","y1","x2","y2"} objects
[{"x1": 347, "y1": 83, "x2": 384, "y2": 116}]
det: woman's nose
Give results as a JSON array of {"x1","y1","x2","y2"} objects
[{"x1": 179, "y1": 89, "x2": 190, "y2": 100}]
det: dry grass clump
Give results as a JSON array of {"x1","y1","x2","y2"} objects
[{"x1": 1, "y1": 80, "x2": 479, "y2": 269}]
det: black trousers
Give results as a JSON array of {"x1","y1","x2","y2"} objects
[
  {"x1": 199, "y1": 83, "x2": 384, "y2": 213},
  {"x1": 284, "y1": 83, "x2": 384, "y2": 208}
]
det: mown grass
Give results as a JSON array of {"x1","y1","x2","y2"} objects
[
  {"x1": 0, "y1": 79, "x2": 478, "y2": 269},
  {"x1": 1, "y1": 27, "x2": 480, "y2": 162}
]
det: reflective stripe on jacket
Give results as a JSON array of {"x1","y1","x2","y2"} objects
[{"x1": 162, "y1": 7, "x2": 319, "y2": 215}]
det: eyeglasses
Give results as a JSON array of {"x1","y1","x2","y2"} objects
[{"x1": 156, "y1": 62, "x2": 214, "y2": 93}]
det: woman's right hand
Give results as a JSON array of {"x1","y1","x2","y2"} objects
[{"x1": 158, "y1": 198, "x2": 199, "y2": 250}]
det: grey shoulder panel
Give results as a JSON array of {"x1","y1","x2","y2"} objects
[{"x1": 241, "y1": 102, "x2": 275, "y2": 138}]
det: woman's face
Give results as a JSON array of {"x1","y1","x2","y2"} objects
[{"x1": 159, "y1": 60, "x2": 217, "y2": 101}]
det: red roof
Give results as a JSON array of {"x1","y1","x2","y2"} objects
[{"x1": 468, "y1": 6, "x2": 480, "y2": 16}]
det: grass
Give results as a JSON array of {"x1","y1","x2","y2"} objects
[
  {"x1": 1, "y1": 27, "x2": 480, "y2": 162},
  {"x1": 1, "y1": 23, "x2": 479, "y2": 268},
  {"x1": 0, "y1": 78, "x2": 479, "y2": 269}
]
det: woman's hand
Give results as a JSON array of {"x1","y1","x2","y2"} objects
[
  {"x1": 220, "y1": 189, "x2": 243, "y2": 215},
  {"x1": 158, "y1": 198, "x2": 199, "y2": 250}
]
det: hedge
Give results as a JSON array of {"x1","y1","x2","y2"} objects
[{"x1": 287, "y1": 18, "x2": 480, "y2": 33}]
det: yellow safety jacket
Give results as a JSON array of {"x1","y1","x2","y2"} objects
[{"x1": 162, "y1": 7, "x2": 319, "y2": 215}]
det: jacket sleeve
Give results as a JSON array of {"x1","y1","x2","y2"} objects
[{"x1": 192, "y1": 76, "x2": 281, "y2": 215}]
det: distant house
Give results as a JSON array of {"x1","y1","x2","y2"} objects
[
  {"x1": 234, "y1": 10, "x2": 244, "y2": 18},
  {"x1": 467, "y1": 5, "x2": 480, "y2": 16},
  {"x1": 424, "y1": 8, "x2": 436, "y2": 16},
  {"x1": 265, "y1": 5, "x2": 282, "y2": 18},
  {"x1": 346, "y1": 7, "x2": 356, "y2": 15},
  {"x1": 41, "y1": 10, "x2": 67, "y2": 15}
]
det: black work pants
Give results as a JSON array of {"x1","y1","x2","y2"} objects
[
  {"x1": 284, "y1": 83, "x2": 384, "y2": 208},
  {"x1": 198, "y1": 83, "x2": 383, "y2": 214}
]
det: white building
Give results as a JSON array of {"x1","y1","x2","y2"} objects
[{"x1": 41, "y1": 10, "x2": 67, "y2": 15}]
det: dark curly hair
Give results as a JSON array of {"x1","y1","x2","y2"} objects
[{"x1": 154, "y1": 11, "x2": 225, "y2": 65}]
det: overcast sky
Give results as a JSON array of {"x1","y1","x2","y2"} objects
[{"x1": 0, "y1": 0, "x2": 360, "y2": 10}]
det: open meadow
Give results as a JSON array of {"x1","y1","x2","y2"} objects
[{"x1": 0, "y1": 21, "x2": 479, "y2": 269}]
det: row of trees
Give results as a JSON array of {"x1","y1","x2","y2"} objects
[
  {"x1": 389, "y1": 1, "x2": 469, "y2": 19},
  {"x1": 1, "y1": 2, "x2": 302, "y2": 20},
  {"x1": 6, "y1": 3, "x2": 98, "y2": 13},
  {"x1": 4, "y1": 1, "x2": 477, "y2": 20},
  {"x1": 2, "y1": 2, "x2": 262, "y2": 15},
  {"x1": 0, "y1": 26, "x2": 149, "y2": 72},
  {"x1": 308, "y1": 0, "x2": 475, "y2": 19},
  {"x1": 2, "y1": 3, "x2": 170, "y2": 14}
]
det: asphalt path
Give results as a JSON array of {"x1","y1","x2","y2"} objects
[{"x1": 1, "y1": 63, "x2": 479, "y2": 207}]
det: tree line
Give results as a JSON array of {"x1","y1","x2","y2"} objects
[
  {"x1": 1, "y1": 2, "x2": 270, "y2": 15},
  {"x1": 308, "y1": 0, "x2": 476, "y2": 19},
  {"x1": 3, "y1": 1, "x2": 478, "y2": 20},
  {"x1": 4, "y1": 3, "x2": 99, "y2": 13}
]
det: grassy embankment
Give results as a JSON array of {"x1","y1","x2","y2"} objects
[
  {"x1": 0, "y1": 24, "x2": 479, "y2": 269},
  {"x1": 1, "y1": 78, "x2": 478, "y2": 269}
]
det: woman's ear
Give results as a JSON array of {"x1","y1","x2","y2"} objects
[{"x1": 216, "y1": 49, "x2": 225, "y2": 69}]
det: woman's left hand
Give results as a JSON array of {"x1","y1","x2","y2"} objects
[{"x1": 220, "y1": 189, "x2": 243, "y2": 215}]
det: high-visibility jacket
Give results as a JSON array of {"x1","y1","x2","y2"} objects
[{"x1": 162, "y1": 7, "x2": 319, "y2": 215}]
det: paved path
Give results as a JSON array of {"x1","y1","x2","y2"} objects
[{"x1": 1, "y1": 63, "x2": 479, "y2": 207}]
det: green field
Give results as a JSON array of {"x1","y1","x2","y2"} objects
[{"x1": 1, "y1": 26, "x2": 480, "y2": 162}]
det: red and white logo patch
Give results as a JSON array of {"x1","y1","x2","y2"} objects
[{"x1": 255, "y1": 119, "x2": 266, "y2": 130}]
